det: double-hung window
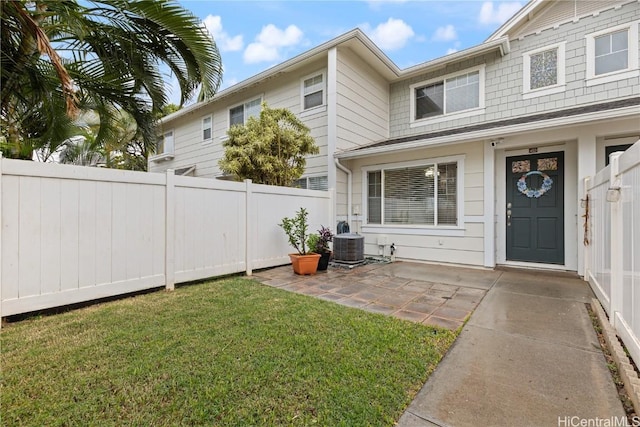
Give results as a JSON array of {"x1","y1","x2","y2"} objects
[
  {"x1": 157, "y1": 130, "x2": 174, "y2": 155},
  {"x1": 586, "y1": 21, "x2": 639, "y2": 86},
  {"x1": 365, "y1": 157, "x2": 462, "y2": 227},
  {"x1": 202, "y1": 115, "x2": 212, "y2": 142},
  {"x1": 301, "y1": 72, "x2": 325, "y2": 111},
  {"x1": 410, "y1": 65, "x2": 484, "y2": 126},
  {"x1": 522, "y1": 42, "x2": 566, "y2": 99},
  {"x1": 229, "y1": 97, "x2": 262, "y2": 127}
]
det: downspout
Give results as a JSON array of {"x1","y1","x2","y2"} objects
[{"x1": 334, "y1": 158, "x2": 352, "y2": 227}]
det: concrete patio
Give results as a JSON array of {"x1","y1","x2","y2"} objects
[
  {"x1": 253, "y1": 260, "x2": 626, "y2": 426},
  {"x1": 253, "y1": 260, "x2": 500, "y2": 331}
]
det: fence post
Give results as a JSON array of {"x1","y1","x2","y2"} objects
[
  {"x1": 608, "y1": 153, "x2": 623, "y2": 327},
  {"x1": 245, "y1": 179, "x2": 253, "y2": 276},
  {"x1": 582, "y1": 177, "x2": 590, "y2": 280},
  {"x1": 0, "y1": 153, "x2": 3, "y2": 326},
  {"x1": 165, "y1": 170, "x2": 175, "y2": 290}
]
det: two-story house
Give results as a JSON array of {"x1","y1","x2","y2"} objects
[{"x1": 149, "y1": 0, "x2": 640, "y2": 275}]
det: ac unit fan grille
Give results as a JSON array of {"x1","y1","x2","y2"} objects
[{"x1": 333, "y1": 233, "x2": 365, "y2": 264}]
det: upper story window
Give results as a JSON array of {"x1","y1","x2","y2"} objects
[
  {"x1": 229, "y1": 97, "x2": 261, "y2": 127},
  {"x1": 522, "y1": 42, "x2": 566, "y2": 99},
  {"x1": 157, "y1": 130, "x2": 174, "y2": 155},
  {"x1": 202, "y1": 115, "x2": 212, "y2": 142},
  {"x1": 301, "y1": 72, "x2": 325, "y2": 111},
  {"x1": 586, "y1": 21, "x2": 639, "y2": 86},
  {"x1": 410, "y1": 65, "x2": 485, "y2": 127},
  {"x1": 364, "y1": 156, "x2": 463, "y2": 227}
]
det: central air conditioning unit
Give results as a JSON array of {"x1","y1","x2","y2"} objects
[{"x1": 333, "y1": 233, "x2": 365, "y2": 264}]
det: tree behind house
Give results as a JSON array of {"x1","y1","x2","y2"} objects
[{"x1": 219, "y1": 102, "x2": 319, "y2": 187}]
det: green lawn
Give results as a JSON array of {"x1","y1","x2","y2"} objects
[{"x1": 1, "y1": 277, "x2": 456, "y2": 426}]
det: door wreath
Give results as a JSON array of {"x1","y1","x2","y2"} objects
[{"x1": 517, "y1": 170, "x2": 553, "y2": 198}]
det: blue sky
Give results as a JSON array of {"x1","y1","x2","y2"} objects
[{"x1": 169, "y1": 0, "x2": 525, "y2": 104}]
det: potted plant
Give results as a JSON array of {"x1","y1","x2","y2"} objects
[
  {"x1": 307, "y1": 226, "x2": 333, "y2": 271},
  {"x1": 279, "y1": 207, "x2": 321, "y2": 275}
]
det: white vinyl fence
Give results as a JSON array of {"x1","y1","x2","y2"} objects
[
  {"x1": 0, "y1": 157, "x2": 332, "y2": 318},
  {"x1": 585, "y1": 140, "x2": 640, "y2": 368}
]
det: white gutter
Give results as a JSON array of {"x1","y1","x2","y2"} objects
[
  {"x1": 399, "y1": 37, "x2": 510, "y2": 79},
  {"x1": 334, "y1": 158, "x2": 352, "y2": 227},
  {"x1": 161, "y1": 32, "x2": 510, "y2": 125}
]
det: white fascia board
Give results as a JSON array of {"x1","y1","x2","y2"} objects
[
  {"x1": 161, "y1": 29, "x2": 398, "y2": 125},
  {"x1": 334, "y1": 104, "x2": 640, "y2": 159},
  {"x1": 161, "y1": 32, "x2": 509, "y2": 125},
  {"x1": 397, "y1": 38, "x2": 510, "y2": 80},
  {"x1": 486, "y1": 0, "x2": 545, "y2": 42}
]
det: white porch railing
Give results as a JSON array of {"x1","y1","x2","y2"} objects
[
  {"x1": 0, "y1": 157, "x2": 333, "y2": 318},
  {"x1": 585, "y1": 140, "x2": 640, "y2": 368}
]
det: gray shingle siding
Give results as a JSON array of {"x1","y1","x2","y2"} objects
[{"x1": 388, "y1": 1, "x2": 640, "y2": 139}]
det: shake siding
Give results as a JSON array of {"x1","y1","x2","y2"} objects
[
  {"x1": 151, "y1": 60, "x2": 330, "y2": 179},
  {"x1": 514, "y1": 0, "x2": 627, "y2": 38},
  {"x1": 349, "y1": 141, "x2": 486, "y2": 266},
  {"x1": 389, "y1": 1, "x2": 639, "y2": 139},
  {"x1": 335, "y1": 47, "x2": 389, "y2": 151}
]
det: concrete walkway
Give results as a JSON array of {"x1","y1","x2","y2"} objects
[
  {"x1": 398, "y1": 267, "x2": 625, "y2": 426},
  {"x1": 255, "y1": 261, "x2": 625, "y2": 426}
]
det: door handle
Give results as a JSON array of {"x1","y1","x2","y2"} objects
[{"x1": 507, "y1": 209, "x2": 512, "y2": 227}]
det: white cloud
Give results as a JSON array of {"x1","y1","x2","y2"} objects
[
  {"x1": 478, "y1": 2, "x2": 523, "y2": 25},
  {"x1": 446, "y1": 48, "x2": 458, "y2": 55},
  {"x1": 220, "y1": 77, "x2": 239, "y2": 90},
  {"x1": 432, "y1": 25, "x2": 457, "y2": 42},
  {"x1": 243, "y1": 24, "x2": 303, "y2": 64},
  {"x1": 203, "y1": 15, "x2": 243, "y2": 52},
  {"x1": 365, "y1": 18, "x2": 415, "y2": 51}
]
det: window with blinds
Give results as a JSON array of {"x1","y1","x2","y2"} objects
[
  {"x1": 367, "y1": 162, "x2": 457, "y2": 226},
  {"x1": 302, "y1": 73, "x2": 324, "y2": 110},
  {"x1": 293, "y1": 175, "x2": 328, "y2": 190}
]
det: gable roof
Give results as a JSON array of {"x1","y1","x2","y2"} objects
[
  {"x1": 161, "y1": 29, "x2": 509, "y2": 124},
  {"x1": 486, "y1": 0, "x2": 544, "y2": 41}
]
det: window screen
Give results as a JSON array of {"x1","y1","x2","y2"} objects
[
  {"x1": 303, "y1": 74, "x2": 324, "y2": 110},
  {"x1": 445, "y1": 71, "x2": 479, "y2": 113},
  {"x1": 367, "y1": 162, "x2": 457, "y2": 226},
  {"x1": 595, "y1": 29, "x2": 628, "y2": 75},
  {"x1": 202, "y1": 116, "x2": 212, "y2": 140}
]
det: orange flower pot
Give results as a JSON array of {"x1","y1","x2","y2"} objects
[{"x1": 289, "y1": 253, "x2": 321, "y2": 275}]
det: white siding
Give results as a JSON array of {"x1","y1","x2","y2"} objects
[
  {"x1": 150, "y1": 60, "x2": 330, "y2": 180},
  {"x1": 514, "y1": 0, "x2": 627, "y2": 38},
  {"x1": 348, "y1": 141, "x2": 486, "y2": 266},
  {"x1": 336, "y1": 47, "x2": 389, "y2": 151}
]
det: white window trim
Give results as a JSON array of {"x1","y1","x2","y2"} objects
[
  {"x1": 585, "y1": 20, "x2": 639, "y2": 87},
  {"x1": 409, "y1": 65, "x2": 485, "y2": 129},
  {"x1": 361, "y1": 155, "x2": 465, "y2": 234},
  {"x1": 522, "y1": 42, "x2": 566, "y2": 100},
  {"x1": 300, "y1": 70, "x2": 327, "y2": 116},
  {"x1": 150, "y1": 129, "x2": 174, "y2": 162},
  {"x1": 227, "y1": 95, "x2": 263, "y2": 129},
  {"x1": 293, "y1": 174, "x2": 329, "y2": 190},
  {"x1": 202, "y1": 114, "x2": 213, "y2": 144}
]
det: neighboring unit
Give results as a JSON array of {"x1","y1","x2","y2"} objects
[{"x1": 150, "y1": 0, "x2": 640, "y2": 274}]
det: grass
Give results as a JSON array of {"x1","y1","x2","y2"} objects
[{"x1": 1, "y1": 277, "x2": 456, "y2": 426}]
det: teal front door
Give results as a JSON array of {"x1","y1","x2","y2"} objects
[{"x1": 506, "y1": 152, "x2": 564, "y2": 264}]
